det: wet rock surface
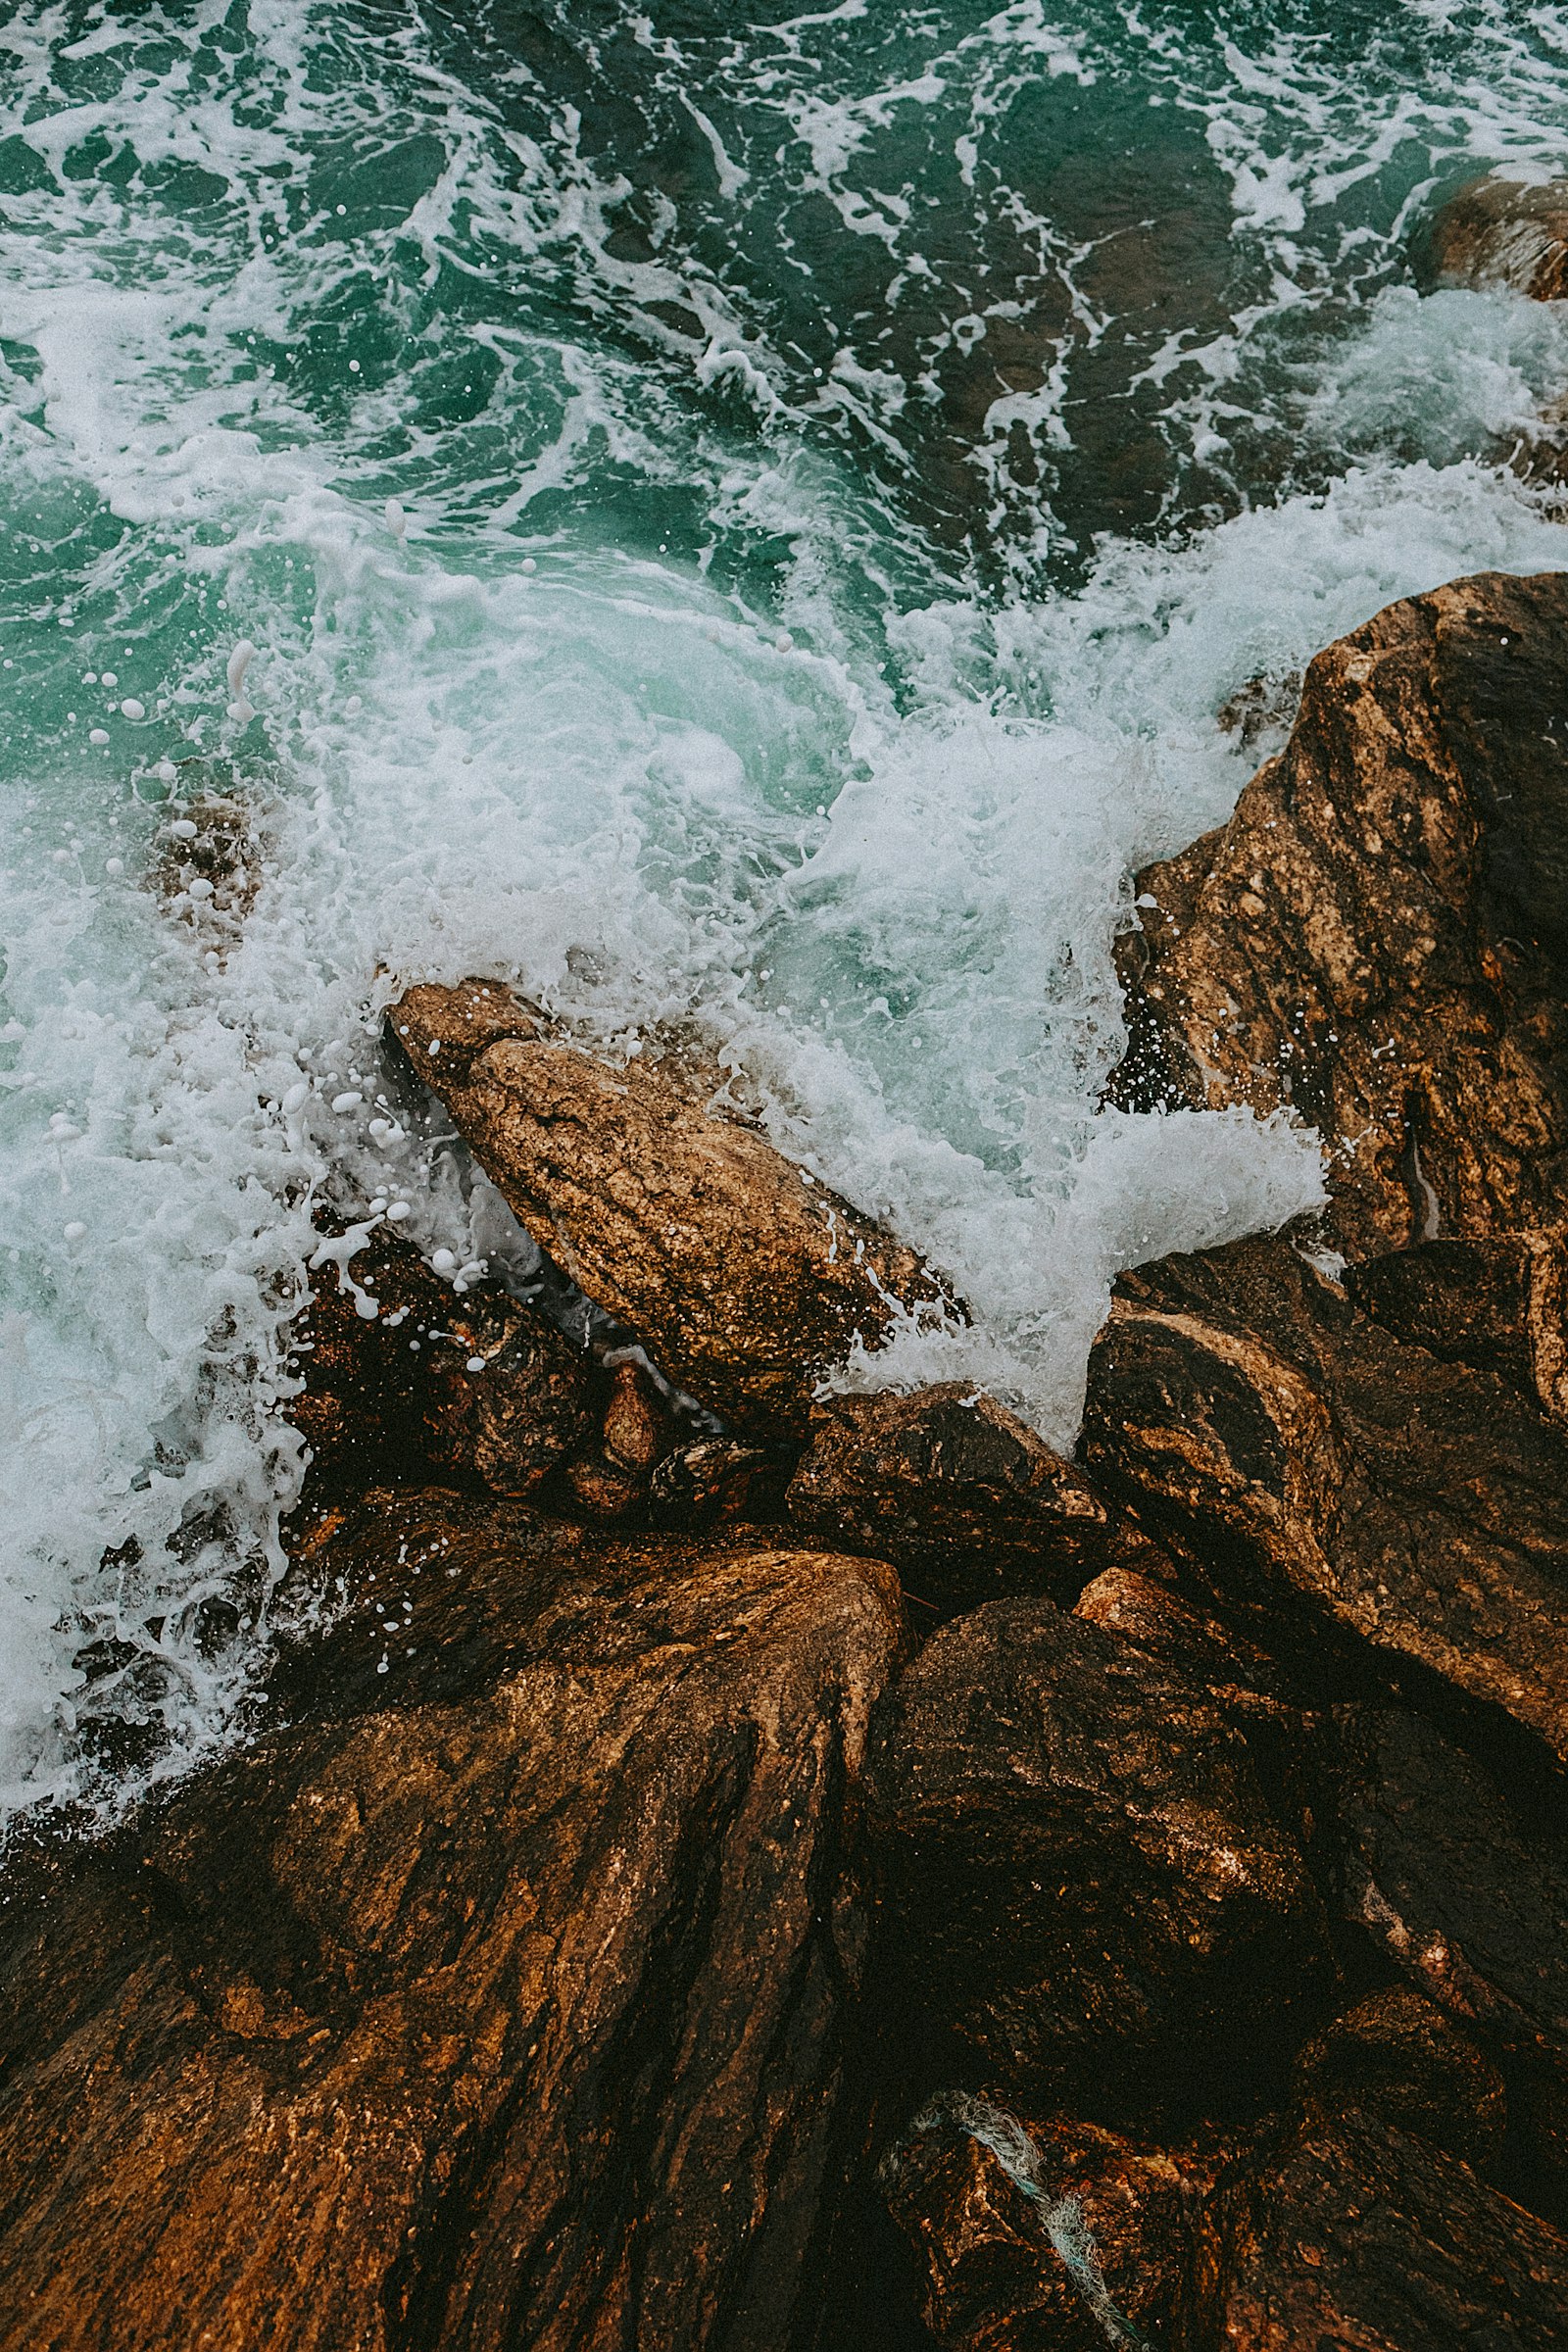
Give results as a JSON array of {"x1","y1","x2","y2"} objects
[
  {"x1": 390, "y1": 979, "x2": 958, "y2": 1438},
  {"x1": 293, "y1": 1223, "x2": 599, "y2": 1497},
  {"x1": 1113, "y1": 569, "x2": 1568, "y2": 1257},
  {"x1": 1081, "y1": 1232, "x2": 1568, "y2": 1759},
  {"x1": 0, "y1": 1492, "x2": 903, "y2": 2352},
  {"x1": 1426, "y1": 173, "x2": 1568, "y2": 300},
  {"x1": 863, "y1": 1596, "x2": 1333, "y2": 2124},
  {"x1": 786, "y1": 1385, "x2": 1174, "y2": 1616}
]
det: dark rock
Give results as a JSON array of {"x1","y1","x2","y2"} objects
[
  {"x1": 786, "y1": 1385, "x2": 1173, "y2": 1616},
  {"x1": 1348, "y1": 1225, "x2": 1568, "y2": 1430},
  {"x1": 863, "y1": 1597, "x2": 1332, "y2": 2124},
  {"x1": 1427, "y1": 174, "x2": 1568, "y2": 300},
  {"x1": 0, "y1": 1492, "x2": 904, "y2": 2352},
  {"x1": 1072, "y1": 1566, "x2": 1292, "y2": 1710},
  {"x1": 1081, "y1": 1233, "x2": 1568, "y2": 1759},
  {"x1": 650, "y1": 1438, "x2": 794, "y2": 1531},
  {"x1": 1331, "y1": 1703, "x2": 1568, "y2": 2197},
  {"x1": 389, "y1": 980, "x2": 959, "y2": 1440},
  {"x1": 564, "y1": 1356, "x2": 677, "y2": 1519},
  {"x1": 1112, "y1": 570, "x2": 1568, "y2": 1258},
  {"x1": 881, "y1": 2094, "x2": 1231, "y2": 2352},
  {"x1": 1218, "y1": 2106, "x2": 1568, "y2": 2350},
  {"x1": 1292, "y1": 1985, "x2": 1507, "y2": 2172},
  {"x1": 291, "y1": 1224, "x2": 597, "y2": 1498}
]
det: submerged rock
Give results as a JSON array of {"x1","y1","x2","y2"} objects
[
  {"x1": 786, "y1": 1384, "x2": 1172, "y2": 1615},
  {"x1": 864, "y1": 1596, "x2": 1332, "y2": 2123},
  {"x1": 1113, "y1": 569, "x2": 1568, "y2": 1257},
  {"x1": 0, "y1": 1493, "x2": 904, "y2": 2352},
  {"x1": 1427, "y1": 174, "x2": 1568, "y2": 300},
  {"x1": 1081, "y1": 1234, "x2": 1568, "y2": 1760},
  {"x1": 390, "y1": 980, "x2": 959, "y2": 1439}
]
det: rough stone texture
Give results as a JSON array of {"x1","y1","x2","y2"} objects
[
  {"x1": 863, "y1": 1597, "x2": 1332, "y2": 2122},
  {"x1": 785, "y1": 1385, "x2": 1173, "y2": 1615},
  {"x1": 1330, "y1": 1703, "x2": 1568, "y2": 2196},
  {"x1": 1348, "y1": 1223, "x2": 1568, "y2": 1431},
  {"x1": 1111, "y1": 570, "x2": 1568, "y2": 1258},
  {"x1": 564, "y1": 1357, "x2": 676, "y2": 1519},
  {"x1": 0, "y1": 1491, "x2": 905, "y2": 2352},
  {"x1": 1292, "y1": 1986, "x2": 1507, "y2": 2173},
  {"x1": 649, "y1": 1438, "x2": 794, "y2": 1531},
  {"x1": 1427, "y1": 174, "x2": 1568, "y2": 300},
  {"x1": 291, "y1": 1225, "x2": 597, "y2": 1498},
  {"x1": 390, "y1": 980, "x2": 957, "y2": 1439},
  {"x1": 1081, "y1": 1234, "x2": 1568, "y2": 1759},
  {"x1": 1072, "y1": 1567, "x2": 1293, "y2": 1712},
  {"x1": 881, "y1": 2102, "x2": 1231, "y2": 2352},
  {"x1": 1218, "y1": 2108, "x2": 1568, "y2": 2350}
]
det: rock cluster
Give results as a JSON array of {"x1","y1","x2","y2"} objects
[{"x1": 6, "y1": 568, "x2": 1568, "y2": 2350}]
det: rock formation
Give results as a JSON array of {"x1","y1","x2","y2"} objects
[
  {"x1": 785, "y1": 1385, "x2": 1173, "y2": 1616},
  {"x1": 1115, "y1": 569, "x2": 1568, "y2": 1257},
  {"x1": 863, "y1": 1596, "x2": 1333, "y2": 2123},
  {"x1": 0, "y1": 1492, "x2": 902, "y2": 2352},
  {"x1": 1080, "y1": 1232, "x2": 1568, "y2": 1758},
  {"x1": 389, "y1": 981, "x2": 958, "y2": 1438}
]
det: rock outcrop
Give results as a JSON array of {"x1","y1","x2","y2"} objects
[
  {"x1": 863, "y1": 1596, "x2": 1332, "y2": 2123},
  {"x1": 389, "y1": 981, "x2": 957, "y2": 1439},
  {"x1": 1113, "y1": 570, "x2": 1568, "y2": 1257},
  {"x1": 785, "y1": 1385, "x2": 1173, "y2": 1616},
  {"x1": 0, "y1": 1492, "x2": 903, "y2": 2352},
  {"x1": 1427, "y1": 174, "x2": 1568, "y2": 300},
  {"x1": 1081, "y1": 1233, "x2": 1568, "y2": 1759}
]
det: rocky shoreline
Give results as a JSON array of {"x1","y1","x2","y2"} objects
[
  {"x1": 12, "y1": 172, "x2": 1568, "y2": 2343},
  {"x1": 4, "y1": 558, "x2": 1568, "y2": 2348}
]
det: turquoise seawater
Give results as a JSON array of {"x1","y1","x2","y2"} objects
[{"x1": 5, "y1": 0, "x2": 1568, "y2": 1816}]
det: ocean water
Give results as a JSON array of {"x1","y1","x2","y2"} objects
[{"x1": 5, "y1": 0, "x2": 1568, "y2": 1821}]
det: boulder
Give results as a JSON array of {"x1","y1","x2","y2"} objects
[
  {"x1": 1427, "y1": 174, "x2": 1568, "y2": 300},
  {"x1": 291, "y1": 1223, "x2": 598, "y2": 1497},
  {"x1": 1330, "y1": 1703, "x2": 1568, "y2": 2196},
  {"x1": 1291, "y1": 1985, "x2": 1506, "y2": 2174},
  {"x1": 785, "y1": 1385, "x2": 1173, "y2": 1616},
  {"x1": 863, "y1": 1597, "x2": 1332, "y2": 2123},
  {"x1": 1348, "y1": 1223, "x2": 1568, "y2": 1430},
  {"x1": 1081, "y1": 1234, "x2": 1568, "y2": 1760},
  {"x1": 1112, "y1": 569, "x2": 1568, "y2": 1258},
  {"x1": 0, "y1": 1491, "x2": 905, "y2": 2352},
  {"x1": 1218, "y1": 2107, "x2": 1568, "y2": 2350},
  {"x1": 389, "y1": 981, "x2": 958, "y2": 1439},
  {"x1": 649, "y1": 1437, "x2": 794, "y2": 1531}
]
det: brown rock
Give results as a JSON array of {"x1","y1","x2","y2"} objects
[
  {"x1": 1081, "y1": 1234, "x2": 1568, "y2": 1759},
  {"x1": 1427, "y1": 174, "x2": 1568, "y2": 300},
  {"x1": 881, "y1": 2095, "x2": 1231, "y2": 2352},
  {"x1": 1072, "y1": 1567, "x2": 1291, "y2": 1710},
  {"x1": 1330, "y1": 1704, "x2": 1568, "y2": 2195},
  {"x1": 863, "y1": 1597, "x2": 1332, "y2": 2122},
  {"x1": 649, "y1": 1438, "x2": 793, "y2": 1531},
  {"x1": 1292, "y1": 1986, "x2": 1507, "y2": 2173},
  {"x1": 1112, "y1": 570, "x2": 1568, "y2": 1258},
  {"x1": 1218, "y1": 2107, "x2": 1568, "y2": 2350},
  {"x1": 786, "y1": 1385, "x2": 1173, "y2": 1615},
  {"x1": 1348, "y1": 1224, "x2": 1568, "y2": 1430},
  {"x1": 291, "y1": 1224, "x2": 597, "y2": 1497},
  {"x1": 564, "y1": 1358, "x2": 679, "y2": 1520},
  {"x1": 0, "y1": 1492, "x2": 904, "y2": 2352},
  {"x1": 389, "y1": 980, "x2": 958, "y2": 1438}
]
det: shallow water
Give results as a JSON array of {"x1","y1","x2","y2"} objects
[{"x1": 4, "y1": 0, "x2": 1568, "y2": 1819}]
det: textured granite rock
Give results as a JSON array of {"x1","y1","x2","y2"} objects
[
  {"x1": 1112, "y1": 570, "x2": 1568, "y2": 1257},
  {"x1": 786, "y1": 1384, "x2": 1172, "y2": 1615},
  {"x1": 1081, "y1": 1234, "x2": 1568, "y2": 1759},
  {"x1": 390, "y1": 980, "x2": 959, "y2": 1438},
  {"x1": 0, "y1": 1492, "x2": 904, "y2": 2352}
]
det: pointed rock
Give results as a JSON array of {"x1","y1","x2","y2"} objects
[{"x1": 390, "y1": 981, "x2": 958, "y2": 1438}]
